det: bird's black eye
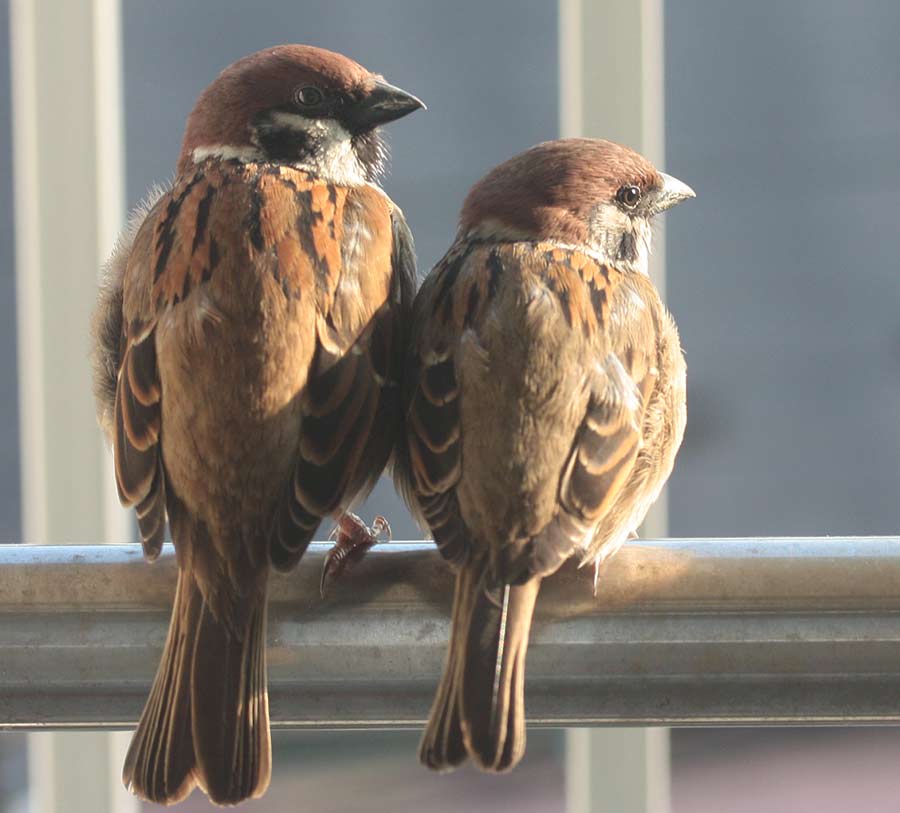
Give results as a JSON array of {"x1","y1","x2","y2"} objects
[
  {"x1": 294, "y1": 86, "x2": 325, "y2": 107},
  {"x1": 616, "y1": 185, "x2": 642, "y2": 208}
]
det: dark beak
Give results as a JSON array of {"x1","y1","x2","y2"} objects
[{"x1": 344, "y1": 79, "x2": 425, "y2": 131}]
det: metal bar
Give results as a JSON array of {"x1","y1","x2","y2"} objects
[{"x1": 1, "y1": 537, "x2": 899, "y2": 730}]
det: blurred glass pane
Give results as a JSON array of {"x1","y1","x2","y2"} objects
[
  {"x1": 665, "y1": 2, "x2": 900, "y2": 810},
  {"x1": 0, "y1": 734, "x2": 27, "y2": 813},
  {"x1": 666, "y1": 1, "x2": 900, "y2": 537},
  {"x1": 0, "y1": 0, "x2": 21, "y2": 542},
  {"x1": 0, "y1": 0, "x2": 26, "y2": 805},
  {"x1": 672, "y1": 728, "x2": 900, "y2": 812},
  {"x1": 141, "y1": 730, "x2": 564, "y2": 812}
]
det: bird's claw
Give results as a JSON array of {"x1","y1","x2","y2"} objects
[{"x1": 320, "y1": 512, "x2": 392, "y2": 598}]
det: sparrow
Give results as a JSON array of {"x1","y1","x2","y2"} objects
[
  {"x1": 90, "y1": 45, "x2": 421, "y2": 805},
  {"x1": 398, "y1": 138, "x2": 693, "y2": 772}
]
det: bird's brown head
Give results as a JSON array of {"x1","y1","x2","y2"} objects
[
  {"x1": 178, "y1": 44, "x2": 424, "y2": 183},
  {"x1": 459, "y1": 138, "x2": 694, "y2": 273}
]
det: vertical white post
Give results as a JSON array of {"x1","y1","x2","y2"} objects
[
  {"x1": 559, "y1": 1, "x2": 671, "y2": 811},
  {"x1": 566, "y1": 729, "x2": 670, "y2": 813},
  {"x1": 10, "y1": 0, "x2": 136, "y2": 811}
]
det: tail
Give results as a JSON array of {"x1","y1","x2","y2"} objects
[
  {"x1": 420, "y1": 563, "x2": 541, "y2": 773},
  {"x1": 123, "y1": 569, "x2": 271, "y2": 805}
]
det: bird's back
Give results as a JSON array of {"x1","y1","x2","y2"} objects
[
  {"x1": 120, "y1": 158, "x2": 402, "y2": 549},
  {"x1": 409, "y1": 238, "x2": 683, "y2": 575}
]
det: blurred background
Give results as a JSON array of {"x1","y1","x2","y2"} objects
[{"x1": 2, "y1": 1, "x2": 900, "y2": 811}]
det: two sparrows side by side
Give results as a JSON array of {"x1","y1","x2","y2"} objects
[{"x1": 89, "y1": 44, "x2": 693, "y2": 805}]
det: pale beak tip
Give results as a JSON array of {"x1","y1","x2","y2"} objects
[
  {"x1": 654, "y1": 172, "x2": 696, "y2": 212},
  {"x1": 661, "y1": 172, "x2": 695, "y2": 201}
]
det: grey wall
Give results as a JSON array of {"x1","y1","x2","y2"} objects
[{"x1": 665, "y1": 2, "x2": 900, "y2": 536}]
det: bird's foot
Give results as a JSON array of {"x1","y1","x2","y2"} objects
[{"x1": 320, "y1": 512, "x2": 392, "y2": 597}]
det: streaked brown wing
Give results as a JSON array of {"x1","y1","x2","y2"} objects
[
  {"x1": 400, "y1": 242, "x2": 482, "y2": 568},
  {"x1": 112, "y1": 197, "x2": 169, "y2": 560},
  {"x1": 114, "y1": 328, "x2": 167, "y2": 559},
  {"x1": 113, "y1": 164, "x2": 250, "y2": 559},
  {"x1": 526, "y1": 249, "x2": 654, "y2": 576},
  {"x1": 269, "y1": 193, "x2": 415, "y2": 571}
]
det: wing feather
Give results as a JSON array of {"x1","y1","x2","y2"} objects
[{"x1": 269, "y1": 199, "x2": 415, "y2": 571}]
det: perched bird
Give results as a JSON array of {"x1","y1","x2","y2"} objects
[
  {"x1": 399, "y1": 138, "x2": 693, "y2": 772},
  {"x1": 91, "y1": 45, "x2": 421, "y2": 804}
]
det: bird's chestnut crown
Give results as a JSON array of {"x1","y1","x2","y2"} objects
[
  {"x1": 179, "y1": 45, "x2": 424, "y2": 184},
  {"x1": 460, "y1": 138, "x2": 694, "y2": 274}
]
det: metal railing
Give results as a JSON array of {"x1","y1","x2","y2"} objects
[{"x1": 1, "y1": 537, "x2": 899, "y2": 730}]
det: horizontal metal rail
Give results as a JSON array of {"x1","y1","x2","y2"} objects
[{"x1": 1, "y1": 538, "x2": 899, "y2": 730}]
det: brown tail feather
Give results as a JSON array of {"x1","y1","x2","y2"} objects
[
  {"x1": 192, "y1": 595, "x2": 270, "y2": 805},
  {"x1": 418, "y1": 567, "x2": 471, "y2": 771},
  {"x1": 123, "y1": 570, "x2": 199, "y2": 804},
  {"x1": 123, "y1": 569, "x2": 271, "y2": 805},
  {"x1": 421, "y1": 563, "x2": 540, "y2": 773}
]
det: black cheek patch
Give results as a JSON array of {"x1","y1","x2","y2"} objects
[
  {"x1": 350, "y1": 130, "x2": 388, "y2": 181},
  {"x1": 255, "y1": 124, "x2": 313, "y2": 164},
  {"x1": 618, "y1": 230, "x2": 637, "y2": 263}
]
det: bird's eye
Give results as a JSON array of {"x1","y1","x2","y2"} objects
[
  {"x1": 294, "y1": 86, "x2": 325, "y2": 107},
  {"x1": 616, "y1": 185, "x2": 642, "y2": 208}
]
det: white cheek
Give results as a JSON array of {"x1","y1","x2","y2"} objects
[
  {"x1": 271, "y1": 114, "x2": 368, "y2": 187},
  {"x1": 632, "y1": 219, "x2": 652, "y2": 274},
  {"x1": 313, "y1": 137, "x2": 367, "y2": 187},
  {"x1": 587, "y1": 204, "x2": 652, "y2": 275},
  {"x1": 192, "y1": 144, "x2": 263, "y2": 164}
]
